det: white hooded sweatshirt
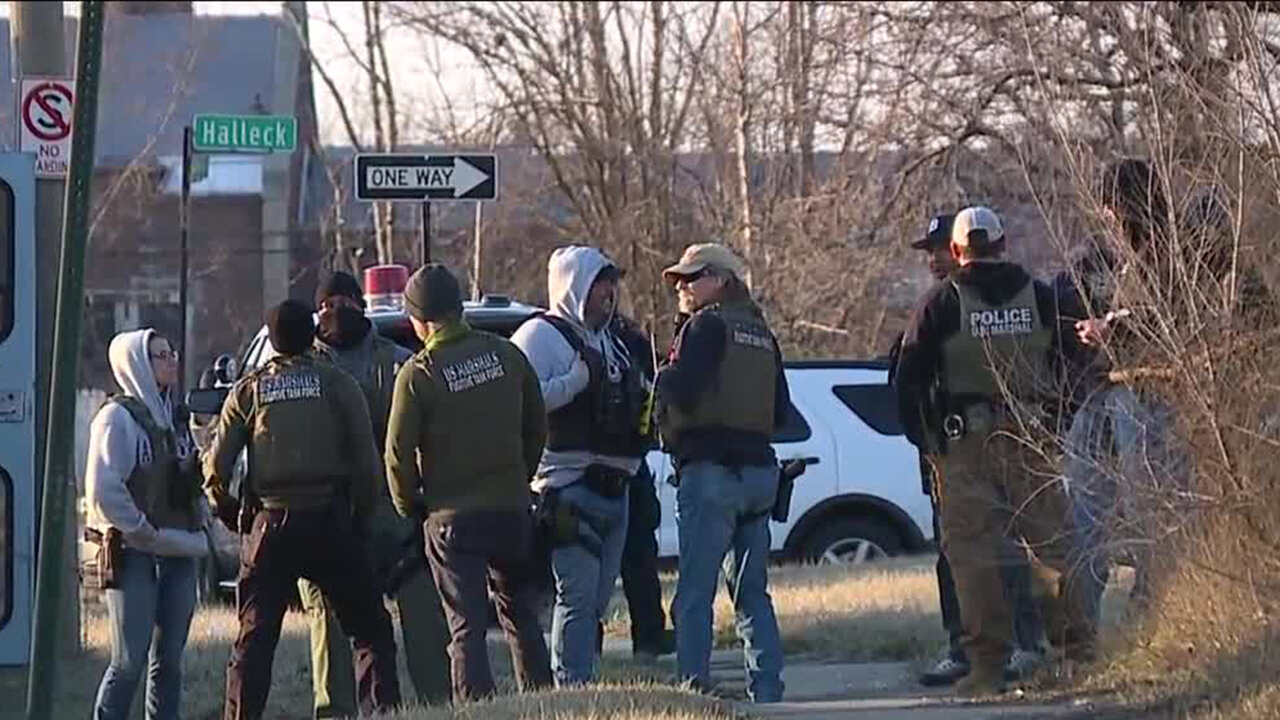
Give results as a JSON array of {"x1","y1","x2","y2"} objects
[
  {"x1": 511, "y1": 246, "x2": 643, "y2": 491},
  {"x1": 84, "y1": 329, "x2": 208, "y2": 558}
]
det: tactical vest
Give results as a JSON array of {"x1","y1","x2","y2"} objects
[
  {"x1": 111, "y1": 396, "x2": 200, "y2": 531},
  {"x1": 940, "y1": 279, "x2": 1053, "y2": 412},
  {"x1": 535, "y1": 315, "x2": 651, "y2": 457},
  {"x1": 416, "y1": 331, "x2": 532, "y2": 514},
  {"x1": 244, "y1": 356, "x2": 348, "y2": 508},
  {"x1": 659, "y1": 301, "x2": 778, "y2": 446}
]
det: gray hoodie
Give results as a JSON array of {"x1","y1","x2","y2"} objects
[
  {"x1": 510, "y1": 246, "x2": 642, "y2": 491},
  {"x1": 85, "y1": 329, "x2": 208, "y2": 557}
]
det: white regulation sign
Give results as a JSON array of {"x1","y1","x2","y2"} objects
[{"x1": 19, "y1": 78, "x2": 76, "y2": 179}]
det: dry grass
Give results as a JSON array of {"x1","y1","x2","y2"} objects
[
  {"x1": 604, "y1": 557, "x2": 946, "y2": 663},
  {"x1": 3, "y1": 558, "x2": 948, "y2": 719}
]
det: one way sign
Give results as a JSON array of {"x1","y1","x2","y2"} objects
[{"x1": 355, "y1": 154, "x2": 497, "y2": 201}]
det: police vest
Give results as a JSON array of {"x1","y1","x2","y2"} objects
[
  {"x1": 534, "y1": 315, "x2": 651, "y2": 458},
  {"x1": 111, "y1": 396, "x2": 200, "y2": 531},
  {"x1": 940, "y1": 279, "x2": 1053, "y2": 410},
  {"x1": 416, "y1": 331, "x2": 532, "y2": 514},
  {"x1": 244, "y1": 356, "x2": 351, "y2": 508},
  {"x1": 659, "y1": 302, "x2": 778, "y2": 446}
]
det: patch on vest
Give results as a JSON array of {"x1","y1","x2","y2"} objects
[
  {"x1": 731, "y1": 327, "x2": 775, "y2": 351},
  {"x1": 969, "y1": 307, "x2": 1035, "y2": 337},
  {"x1": 258, "y1": 372, "x2": 323, "y2": 404},
  {"x1": 442, "y1": 351, "x2": 506, "y2": 392}
]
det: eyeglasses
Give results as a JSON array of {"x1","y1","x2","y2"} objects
[{"x1": 150, "y1": 349, "x2": 180, "y2": 362}]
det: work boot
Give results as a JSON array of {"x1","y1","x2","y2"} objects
[
  {"x1": 954, "y1": 664, "x2": 1007, "y2": 698},
  {"x1": 919, "y1": 653, "x2": 969, "y2": 687}
]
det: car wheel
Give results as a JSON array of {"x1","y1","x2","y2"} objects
[{"x1": 801, "y1": 515, "x2": 903, "y2": 566}]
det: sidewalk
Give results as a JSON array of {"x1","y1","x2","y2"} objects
[{"x1": 597, "y1": 640, "x2": 1125, "y2": 720}]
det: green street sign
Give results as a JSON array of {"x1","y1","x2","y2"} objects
[{"x1": 192, "y1": 113, "x2": 296, "y2": 153}]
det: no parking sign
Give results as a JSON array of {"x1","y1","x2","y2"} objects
[{"x1": 19, "y1": 78, "x2": 76, "y2": 178}]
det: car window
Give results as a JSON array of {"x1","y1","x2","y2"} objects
[
  {"x1": 832, "y1": 384, "x2": 904, "y2": 436},
  {"x1": 773, "y1": 401, "x2": 811, "y2": 444}
]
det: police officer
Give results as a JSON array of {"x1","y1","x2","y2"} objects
[
  {"x1": 656, "y1": 243, "x2": 789, "y2": 704},
  {"x1": 511, "y1": 246, "x2": 650, "y2": 686},
  {"x1": 895, "y1": 215, "x2": 1048, "y2": 687},
  {"x1": 611, "y1": 313, "x2": 675, "y2": 659},
  {"x1": 895, "y1": 207, "x2": 1090, "y2": 696},
  {"x1": 384, "y1": 264, "x2": 553, "y2": 701},
  {"x1": 298, "y1": 272, "x2": 451, "y2": 716},
  {"x1": 204, "y1": 300, "x2": 400, "y2": 720}
]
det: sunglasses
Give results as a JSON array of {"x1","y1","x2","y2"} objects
[{"x1": 677, "y1": 268, "x2": 713, "y2": 284}]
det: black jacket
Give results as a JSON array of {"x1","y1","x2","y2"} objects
[{"x1": 894, "y1": 261, "x2": 1075, "y2": 451}]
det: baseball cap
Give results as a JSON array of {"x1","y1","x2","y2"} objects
[
  {"x1": 661, "y1": 243, "x2": 747, "y2": 283},
  {"x1": 911, "y1": 214, "x2": 955, "y2": 250},
  {"x1": 951, "y1": 206, "x2": 1005, "y2": 249}
]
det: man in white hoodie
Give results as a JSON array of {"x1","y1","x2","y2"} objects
[
  {"x1": 85, "y1": 328, "x2": 210, "y2": 720},
  {"x1": 511, "y1": 246, "x2": 650, "y2": 686}
]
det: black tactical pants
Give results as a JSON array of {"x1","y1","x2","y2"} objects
[
  {"x1": 620, "y1": 461, "x2": 670, "y2": 654},
  {"x1": 223, "y1": 507, "x2": 401, "y2": 720},
  {"x1": 425, "y1": 510, "x2": 553, "y2": 702}
]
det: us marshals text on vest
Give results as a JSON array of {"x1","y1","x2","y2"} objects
[
  {"x1": 442, "y1": 352, "x2": 506, "y2": 392},
  {"x1": 260, "y1": 372, "x2": 323, "y2": 403}
]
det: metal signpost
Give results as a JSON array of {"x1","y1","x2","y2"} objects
[{"x1": 180, "y1": 113, "x2": 296, "y2": 391}]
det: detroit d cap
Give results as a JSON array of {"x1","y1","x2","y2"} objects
[
  {"x1": 911, "y1": 214, "x2": 955, "y2": 250},
  {"x1": 951, "y1": 206, "x2": 1005, "y2": 248}
]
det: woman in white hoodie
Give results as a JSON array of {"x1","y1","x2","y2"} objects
[{"x1": 85, "y1": 329, "x2": 209, "y2": 720}]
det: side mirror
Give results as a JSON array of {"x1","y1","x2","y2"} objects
[
  {"x1": 212, "y1": 354, "x2": 238, "y2": 386},
  {"x1": 186, "y1": 387, "x2": 229, "y2": 416}
]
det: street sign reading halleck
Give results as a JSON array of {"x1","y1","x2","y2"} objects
[
  {"x1": 355, "y1": 154, "x2": 497, "y2": 201},
  {"x1": 192, "y1": 113, "x2": 297, "y2": 153}
]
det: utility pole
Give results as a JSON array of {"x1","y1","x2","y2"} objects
[
  {"x1": 11, "y1": 0, "x2": 75, "y2": 659},
  {"x1": 178, "y1": 126, "x2": 191, "y2": 396},
  {"x1": 420, "y1": 200, "x2": 432, "y2": 266},
  {"x1": 27, "y1": 2, "x2": 105, "y2": 717}
]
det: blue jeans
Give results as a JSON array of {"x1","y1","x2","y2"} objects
[
  {"x1": 673, "y1": 461, "x2": 784, "y2": 703},
  {"x1": 549, "y1": 480, "x2": 629, "y2": 686},
  {"x1": 1064, "y1": 386, "x2": 1185, "y2": 625},
  {"x1": 93, "y1": 549, "x2": 199, "y2": 720}
]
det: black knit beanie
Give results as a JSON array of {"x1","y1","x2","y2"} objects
[
  {"x1": 267, "y1": 299, "x2": 316, "y2": 355},
  {"x1": 403, "y1": 264, "x2": 464, "y2": 322}
]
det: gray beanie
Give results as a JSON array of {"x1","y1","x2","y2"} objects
[{"x1": 403, "y1": 263, "x2": 464, "y2": 322}]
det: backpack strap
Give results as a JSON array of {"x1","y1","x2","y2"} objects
[
  {"x1": 109, "y1": 395, "x2": 175, "y2": 457},
  {"x1": 524, "y1": 312, "x2": 587, "y2": 358}
]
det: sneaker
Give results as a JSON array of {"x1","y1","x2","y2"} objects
[
  {"x1": 1003, "y1": 648, "x2": 1045, "y2": 681},
  {"x1": 919, "y1": 655, "x2": 970, "y2": 687}
]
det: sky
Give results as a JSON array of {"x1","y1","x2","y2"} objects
[{"x1": 2, "y1": 1, "x2": 490, "y2": 147}]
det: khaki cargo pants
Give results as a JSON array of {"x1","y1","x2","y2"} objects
[{"x1": 936, "y1": 428, "x2": 1094, "y2": 675}]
